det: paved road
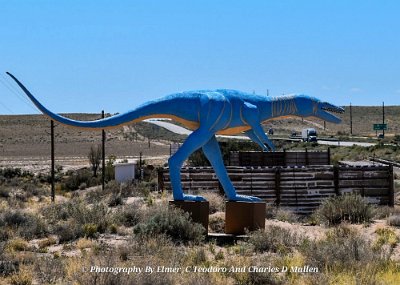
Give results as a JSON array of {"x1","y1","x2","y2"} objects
[
  {"x1": 144, "y1": 119, "x2": 192, "y2": 135},
  {"x1": 145, "y1": 119, "x2": 376, "y2": 147},
  {"x1": 317, "y1": 140, "x2": 374, "y2": 147}
]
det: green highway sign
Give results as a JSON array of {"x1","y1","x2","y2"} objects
[{"x1": 373, "y1": 124, "x2": 387, "y2": 130}]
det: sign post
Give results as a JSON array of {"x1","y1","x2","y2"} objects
[{"x1": 373, "y1": 123, "x2": 387, "y2": 137}]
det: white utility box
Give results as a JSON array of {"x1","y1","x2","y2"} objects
[{"x1": 115, "y1": 162, "x2": 135, "y2": 183}]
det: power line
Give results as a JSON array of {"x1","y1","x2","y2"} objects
[
  {"x1": 0, "y1": 98, "x2": 14, "y2": 114},
  {"x1": 0, "y1": 75, "x2": 38, "y2": 113}
]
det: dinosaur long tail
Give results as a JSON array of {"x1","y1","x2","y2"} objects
[{"x1": 6, "y1": 72, "x2": 183, "y2": 130}]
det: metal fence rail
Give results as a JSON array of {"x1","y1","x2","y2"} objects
[{"x1": 159, "y1": 164, "x2": 394, "y2": 214}]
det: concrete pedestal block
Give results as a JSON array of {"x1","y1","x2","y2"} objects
[
  {"x1": 169, "y1": 200, "x2": 209, "y2": 232},
  {"x1": 225, "y1": 201, "x2": 266, "y2": 234}
]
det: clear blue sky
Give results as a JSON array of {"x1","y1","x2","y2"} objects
[{"x1": 0, "y1": 0, "x2": 399, "y2": 115}]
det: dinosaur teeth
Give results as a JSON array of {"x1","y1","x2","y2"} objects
[{"x1": 322, "y1": 107, "x2": 344, "y2": 114}]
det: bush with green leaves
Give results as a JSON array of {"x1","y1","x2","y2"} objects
[
  {"x1": 315, "y1": 194, "x2": 374, "y2": 225},
  {"x1": 133, "y1": 205, "x2": 205, "y2": 244}
]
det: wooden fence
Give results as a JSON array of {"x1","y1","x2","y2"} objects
[
  {"x1": 158, "y1": 165, "x2": 394, "y2": 214},
  {"x1": 229, "y1": 150, "x2": 330, "y2": 166}
]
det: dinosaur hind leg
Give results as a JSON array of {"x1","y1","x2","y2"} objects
[
  {"x1": 168, "y1": 128, "x2": 213, "y2": 201},
  {"x1": 202, "y1": 136, "x2": 261, "y2": 202}
]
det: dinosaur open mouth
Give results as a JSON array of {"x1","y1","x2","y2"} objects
[{"x1": 321, "y1": 106, "x2": 345, "y2": 114}]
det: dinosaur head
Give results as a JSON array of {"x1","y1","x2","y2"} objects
[{"x1": 292, "y1": 95, "x2": 345, "y2": 124}]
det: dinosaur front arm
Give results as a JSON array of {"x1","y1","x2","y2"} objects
[{"x1": 242, "y1": 101, "x2": 276, "y2": 151}]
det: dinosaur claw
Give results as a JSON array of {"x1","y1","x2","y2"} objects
[
  {"x1": 177, "y1": 195, "x2": 207, "y2": 202},
  {"x1": 229, "y1": 194, "x2": 262, "y2": 202}
]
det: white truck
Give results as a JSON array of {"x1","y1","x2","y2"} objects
[{"x1": 302, "y1": 128, "x2": 317, "y2": 142}]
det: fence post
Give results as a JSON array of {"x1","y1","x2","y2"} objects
[
  {"x1": 333, "y1": 165, "x2": 340, "y2": 196},
  {"x1": 101, "y1": 110, "x2": 105, "y2": 191},
  {"x1": 283, "y1": 149, "x2": 286, "y2": 166},
  {"x1": 158, "y1": 169, "x2": 164, "y2": 192},
  {"x1": 389, "y1": 164, "x2": 394, "y2": 206},
  {"x1": 275, "y1": 168, "x2": 281, "y2": 206},
  {"x1": 305, "y1": 148, "x2": 309, "y2": 166},
  {"x1": 327, "y1": 147, "x2": 331, "y2": 165},
  {"x1": 50, "y1": 120, "x2": 55, "y2": 202}
]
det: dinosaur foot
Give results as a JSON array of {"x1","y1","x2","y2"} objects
[
  {"x1": 174, "y1": 194, "x2": 207, "y2": 202},
  {"x1": 228, "y1": 194, "x2": 262, "y2": 202}
]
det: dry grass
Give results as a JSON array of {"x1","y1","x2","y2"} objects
[{"x1": 1, "y1": 167, "x2": 400, "y2": 284}]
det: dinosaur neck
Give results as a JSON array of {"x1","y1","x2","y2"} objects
[{"x1": 258, "y1": 96, "x2": 298, "y2": 121}]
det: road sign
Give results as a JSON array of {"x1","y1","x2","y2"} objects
[{"x1": 373, "y1": 124, "x2": 387, "y2": 131}]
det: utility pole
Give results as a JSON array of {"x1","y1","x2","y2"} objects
[
  {"x1": 50, "y1": 120, "x2": 55, "y2": 202},
  {"x1": 350, "y1": 103, "x2": 353, "y2": 136},
  {"x1": 382, "y1": 102, "x2": 385, "y2": 137},
  {"x1": 102, "y1": 110, "x2": 106, "y2": 191},
  {"x1": 267, "y1": 89, "x2": 269, "y2": 96}
]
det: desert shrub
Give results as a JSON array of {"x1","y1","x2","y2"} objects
[
  {"x1": 6, "y1": 238, "x2": 30, "y2": 252},
  {"x1": 53, "y1": 221, "x2": 80, "y2": 242},
  {"x1": 373, "y1": 228, "x2": 398, "y2": 250},
  {"x1": 82, "y1": 223, "x2": 98, "y2": 239},
  {"x1": 37, "y1": 237, "x2": 57, "y2": 249},
  {"x1": 374, "y1": 206, "x2": 400, "y2": 219},
  {"x1": 387, "y1": 214, "x2": 400, "y2": 227},
  {"x1": 41, "y1": 202, "x2": 71, "y2": 223},
  {"x1": 209, "y1": 212, "x2": 225, "y2": 233},
  {"x1": 17, "y1": 215, "x2": 47, "y2": 239},
  {"x1": 248, "y1": 225, "x2": 305, "y2": 254},
  {"x1": 62, "y1": 169, "x2": 100, "y2": 191},
  {"x1": 265, "y1": 204, "x2": 278, "y2": 219},
  {"x1": 43, "y1": 198, "x2": 115, "y2": 240},
  {"x1": 10, "y1": 268, "x2": 33, "y2": 285},
  {"x1": 108, "y1": 193, "x2": 124, "y2": 207},
  {"x1": 199, "y1": 191, "x2": 225, "y2": 214},
  {"x1": 247, "y1": 260, "x2": 284, "y2": 285},
  {"x1": 0, "y1": 188, "x2": 10, "y2": 198},
  {"x1": 0, "y1": 227, "x2": 11, "y2": 242},
  {"x1": 2, "y1": 210, "x2": 27, "y2": 227},
  {"x1": 0, "y1": 210, "x2": 47, "y2": 239},
  {"x1": 22, "y1": 183, "x2": 45, "y2": 197},
  {"x1": 301, "y1": 226, "x2": 388, "y2": 271},
  {"x1": 275, "y1": 208, "x2": 299, "y2": 223},
  {"x1": 105, "y1": 180, "x2": 150, "y2": 198},
  {"x1": 0, "y1": 168, "x2": 22, "y2": 179},
  {"x1": 133, "y1": 205, "x2": 205, "y2": 244},
  {"x1": 116, "y1": 204, "x2": 141, "y2": 227},
  {"x1": 85, "y1": 187, "x2": 107, "y2": 203},
  {"x1": 34, "y1": 257, "x2": 64, "y2": 284},
  {"x1": 0, "y1": 259, "x2": 19, "y2": 277},
  {"x1": 315, "y1": 194, "x2": 374, "y2": 225}
]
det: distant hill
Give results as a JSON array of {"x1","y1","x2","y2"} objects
[
  {"x1": 0, "y1": 113, "x2": 170, "y2": 158},
  {"x1": 262, "y1": 105, "x2": 400, "y2": 137}
]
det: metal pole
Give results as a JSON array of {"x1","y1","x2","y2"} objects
[
  {"x1": 382, "y1": 102, "x2": 385, "y2": 137},
  {"x1": 51, "y1": 120, "x2": 55, "y2": 202},
  {"x1": 350, "y1": 103, "x2": 353, "y2": 135},
  {"x1": 102, "y1": 110, "x2": 105, "y2": 190}
]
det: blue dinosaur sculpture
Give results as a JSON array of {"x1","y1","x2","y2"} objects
[{"x1": 6, "y1": 72, "x2": 344, "y2": 202}]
